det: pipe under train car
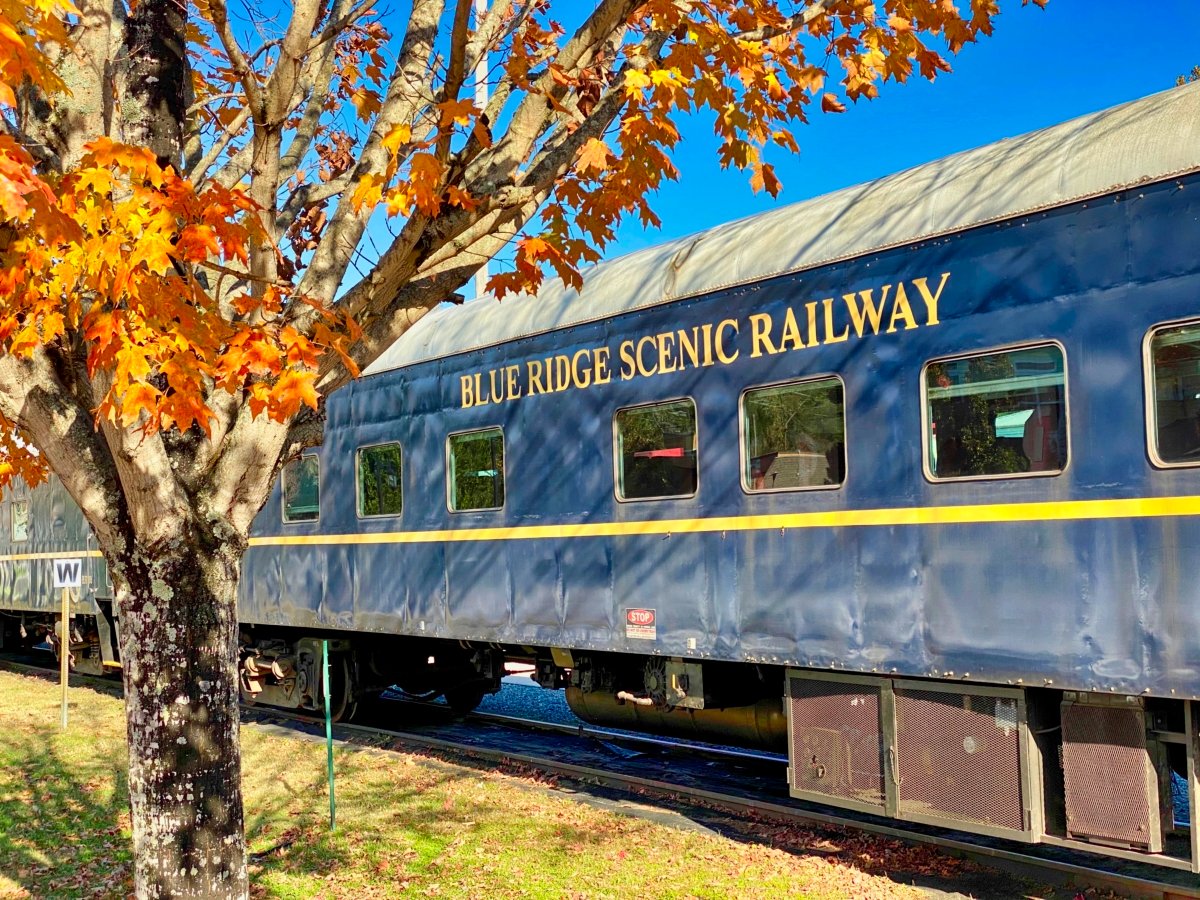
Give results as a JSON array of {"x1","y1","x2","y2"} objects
[{"x1": 4, "y1": 83, "x2": 1200, "y2": 871}]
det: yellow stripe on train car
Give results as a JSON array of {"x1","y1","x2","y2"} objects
[{"x1": 243, "y1": 494, "x2": 1200, "y2": 547}]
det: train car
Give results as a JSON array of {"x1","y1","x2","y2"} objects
[{"x1": 5, "y1": 82, "x2": 1200, "y2": 869}]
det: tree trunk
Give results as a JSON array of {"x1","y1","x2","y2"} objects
[{"x1": 113, "y1": 518, "x2": 249, "y2": 899}]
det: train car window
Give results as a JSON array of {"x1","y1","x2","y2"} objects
[
  {"x1": 741, "y1": 376, "x2": 845, "y2": 492},
  {"x1": 1148, "y1": 321, "x2": 1200, "y2": 466},
  {"x1": 447, "y1": 428, "x2": 505, "y2": 511},
  {"x1": 357, "y1": 443, "x2": 403, "y2": 517},
  {"x1": 614, "y1": 398, "x2": 698, "y2": 501},
  {"x1": 923, "y1": 344, "x2": 1067, "y2": 481},
  {"x1": 10, "y1": 500, "x2": 27, "y2": 542},
  {"x1": 281, "y1": 455, "x2": 320, "y2": 522}
]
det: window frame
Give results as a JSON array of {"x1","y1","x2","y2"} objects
[
  {"x1": 738, "y1": 373, "x2": 847, "y2": 495},
  {"x1": 445, "y1": 425, "x2": 506, "y2": 513},
  {"x1": 355, "y1": 441, "x2": 404, "y2": 520},
  {"x1": 280, "y1": 453, "x2": 322, "y2": 524},
  {"x1": 611, "y1": 396, "x2": 700, "y2": 504},
  {"x1": 920, "y1": 339, "x2": 1070, "y2": 484},
  {"x1": 1143, "y1": 317, "x2": 1200, "y2": 470}
]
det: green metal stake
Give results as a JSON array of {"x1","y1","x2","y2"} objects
[{"x1": 323, "y1": 639, "x2": 336, "y2": 831}]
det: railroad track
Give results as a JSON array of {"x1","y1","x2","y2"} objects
[{"x1": 4, "y1": 655, "x2": 1199, "y2": 900}]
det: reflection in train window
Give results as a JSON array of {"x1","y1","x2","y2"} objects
[
  {"x1": 614, "y1": 398, "x2": 698, "y2": 501},
  {"x1": 1149, "y1": 321, "x2": 1200, "y2": 466},
  {"x1": 357, "y1": 443, "x2": 403, "y2": 517},
  {"x1": 448, "y1": 428, "x2": 505, "y2": 511},
  {"x1": 924, "y1": 344, "x2": 1067, "y2": 480},
  {"x1": 742, "y1": 377, "x2": 845, "y2": 492},
  {"x1": 282, "y1": 455, "x2": 320, "y2": 522},
  {"x1": 10, "y1": 500, "x2": 27, "y2": 542}
]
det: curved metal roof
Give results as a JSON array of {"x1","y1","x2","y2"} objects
[{"x1": 365, "y1": 81, "x2": 1200, "y2": 376}]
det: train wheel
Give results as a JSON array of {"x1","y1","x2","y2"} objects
[
  {"x1": 326, "y1": 656, "x2": 358, "y2": 723},
  {"x1": 443, "y1": 685, "x2": 484, "y2": 715}
]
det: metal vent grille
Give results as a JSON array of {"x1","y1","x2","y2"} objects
[
  {"x1": 1060, "y1": 701, "x2": 1161, "y2": 852},
  {"x1": 787, "y1": 675, "x2": 885, "y2": 811},
  {"x1": 894, "y1": 688, "x2": 1024, "y2": 832}
]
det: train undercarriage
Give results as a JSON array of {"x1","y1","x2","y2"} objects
[
  {"x1": 4, "y1": 613, "x2": 1198, "y2": 872},
  {"x1": 226, "y1": 627, "x2": 1200, "y2": 873}
]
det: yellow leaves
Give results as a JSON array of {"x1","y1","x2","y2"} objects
[
  {"x1": 268, "y1": 370, "x2": 320, "y2": 419},
  {"x1": 0, "y1": 412, "x2": 47, "y2": 492},
  {"x1": 436, "y1": 98, "x2": 476, "y2": 129},
  {"x1": 407, "y1": 153, "x2": 444, "y2": 216},
  {"x1": 75, "y1": 167, "x2": 113, "y2": 196},
  {"x1": 0, "y1": 136, "x2": 55, "y2": 222},
  {"x1": 0, "y1": 125, "x2": 354, "y2": 439},
  {"x1": 0, "y1": 0, "x2": 73, "y2": 108},
  {"x1": 382, "y1": 123, "x2": 412, "y2": 156},
  {"x1": 349, "y1": 86, "x2": 382, "y2": 122},
  {"x1": 352, "y1": 173, "x2": 384, "y2": 211},
  {"x1": 119, "y1": 383, "x2": 162, "y2": 428},
  {"x1": 575, "y1": 139, "x2": 613, "y2": 176},
  {"x1": 177, "y1": 223, "x2": 221, "y2": 262},
  {"x1": 750, "y1": 161, "x2": 781, "y2": 197},
  {"x1": 624, "y1": 69, "x2": 652, "y2": 100}
]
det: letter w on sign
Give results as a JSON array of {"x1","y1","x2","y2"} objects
[{"x1": 53, "y1": 558, "x2": 82, "y2": 589}]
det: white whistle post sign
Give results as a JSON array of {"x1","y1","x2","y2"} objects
[{"x1": 53, "y1": 557, "x2": 82, "y2": 729}]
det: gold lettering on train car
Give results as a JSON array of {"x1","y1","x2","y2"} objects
[
  {"x1": 456, "y1": 272, "x2": 950, "y2": 407},
  {"x1": 658, "y1": 332, "x2": 678, "y2": 374},
  {"x1": 527, "y1": 359, "x2": 546, "y2": 394},
  {"x1": 678, "y1": 327, "x2": 701, "y2": 369},
  {"x1": 553, "y1": 354, "x2": 571, "y2": 392},
  {"x1": 700, "y1": 323, "x2": 716, "y2": 367},
  {"x1": 618, "y1": 339, "x2": 636, "y2": 380},
  {"x1": 571, "y1": 349, "x2": 593, "y2": 389},
  {"x1": 779, "y1": 306, "x2": 805, "y2": 351},
  {"x1": 749, "y1": 313, "x2": 777, "y2": 358},
  {"x1": 886, "y1": 282, "x2": 918, "y2": 333},
  {"x1": 505, "y1": 364, "x2": 523, "y2": 400},
  {"x1": 594, "y1": 347, "x2": 612, "y2": 385},
  {"x1": 822, "y1": 298, "x2": 850, "y2": 344},
  {"x1": 845, "y1": 286, "x2": 889, "y2": 337},
  {"x1": 715, "y1": 318, "x2": 740, "y2": 364},
  {"x1": 636, "y1": 335, "x2": 658, "y2": 377},
  {"x1": 913, "y1": 272, "x2": 949, "y2": 326}
]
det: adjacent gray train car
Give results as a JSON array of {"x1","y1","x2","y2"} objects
[{"x1": 5, "y1": 83, "x2": 1200, "y2": 870}]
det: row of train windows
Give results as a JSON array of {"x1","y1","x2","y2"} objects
[{"x1": 278, "y1": 321, "x2": 1200, "y2": 522}]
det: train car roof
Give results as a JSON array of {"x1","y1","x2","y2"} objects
[{"x1": 365, "y1": 81, "x2": 1200, "y2": 376}]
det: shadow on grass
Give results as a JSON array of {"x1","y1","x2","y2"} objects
[{"x1": 0, "y1": 722, "x2": 131, "y2": 899}]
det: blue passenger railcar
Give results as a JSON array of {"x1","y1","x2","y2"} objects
[{"x1": 6, "y1": 83, "x2": 1200, "y2": 868}]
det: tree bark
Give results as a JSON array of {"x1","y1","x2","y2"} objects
[{"x1": 113, "y1": 517, "x2": 248, "y2": 899}]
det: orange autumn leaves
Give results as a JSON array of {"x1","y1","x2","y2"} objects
[
  {"x1": 0, "y1": 10, "x2": 357, "y2": 489},
  {"x1": 351, "y1": 0, "x2": 1044, "y2": 303},
  {"x1": 0, "y1": 139, "x2": 356, "y2": 438}
]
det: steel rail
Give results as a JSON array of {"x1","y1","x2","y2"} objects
[
  {"x1": 3, "y1": 656, "x2": 1197, "y2": 900},
  {"x1": 378, "y1": 695, "x2": 790, "y2": 765}
]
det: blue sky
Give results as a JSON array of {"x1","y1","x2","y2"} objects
[{"x1": 605, "y1": 0, "x2": 1200, "y2": 256}]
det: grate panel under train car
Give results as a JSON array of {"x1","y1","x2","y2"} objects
[
  {"x1": 1060, "y1": 700, "x2": 1164, "y2": 852},
  {"x1": 786, "y1": 675, "x2": 885, "y2": 811},
  {"x1": 894, "y1": 688, "x2": 1024, "y2": 833}
]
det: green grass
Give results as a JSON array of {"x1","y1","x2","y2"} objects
[{"x1": 0, "y1": 670, "x2": 948, "y2": 899}]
